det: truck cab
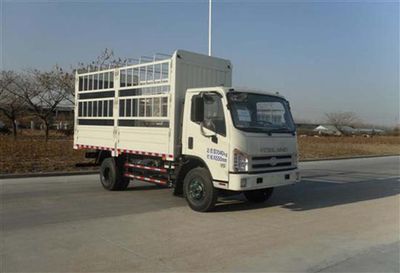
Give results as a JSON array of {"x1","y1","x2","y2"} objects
[{"x1": 180, "y1": 87, "x2": 300, "y2": 210}]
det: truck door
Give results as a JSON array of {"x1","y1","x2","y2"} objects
[{"x1": 182, "y1": 91, "x2": 229, "y2": 185}]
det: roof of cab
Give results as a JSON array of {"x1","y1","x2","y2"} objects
[
  {"x1": 228, "y1": 87, "x2": 286, "y2": 99},
  {"x1": 186, "y1": 86, "x2": 286, "y2": 99}
]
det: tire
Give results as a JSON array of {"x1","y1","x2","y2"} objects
[
  {"x1": 183, "y1": 167, "x2": 218, "y2": 212},
  {"x1": 244, "y1": 188, "x2": 274, "y2": 203},
  {"x1": 100, "y1": 157, "x2": 129, "y2": 191}
]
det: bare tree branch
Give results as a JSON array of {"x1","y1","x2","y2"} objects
[
  {"x1": 325, "y1": 111, "x2": 360, "y2": 132},
  {"x1": 0, "y1": 71, "x2": 28, "y2": 139},
  {"x1": 6, "y1": 68, "x2": 70, "y2": 141},
  {"x1": 74, "y1": 48, "x2": 131, "y2": 73}
]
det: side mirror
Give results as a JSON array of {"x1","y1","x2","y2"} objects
[
  {"x1": 191, "y1": 96, "x2": 204, "y2": 122},
  {"x1": 200, "y1": 119, "x2": 217, "y2": 138}
]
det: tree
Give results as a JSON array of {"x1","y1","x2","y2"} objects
[
  {"x1": 325, "y1": 111, "x2": 360, "y2": 132},
  {"x1": 54, "y1": 66, "x2": 74, "y2": 104},
  {"x1": 60, "y1": 48, "x2": 132, "y2": 103},
  {"x1": 30, "y1": 68, "x2": 71, "y2": 141},
  {"x1": 75, "y1": 48, "x2": 132, "y2": 74},
  {"x1": 1, "y1": 49, "x2": 131, "y2": 141},
  {"x1": 8, "y1": 68, "x2": 70, "y2": 141},
  {"x1": 0, "y1": 71, "x2": 27, "y2": 139}
]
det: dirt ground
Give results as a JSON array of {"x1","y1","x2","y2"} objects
[
  {"x1": 0, "y1": 132, "x2": 399, "y2": 174},
  {"x1": 0, "y1": 132, "x2": 93, "y2": 174},
  {"x1": 298, "y1": 135, "x2": 400, "y2": 160}
]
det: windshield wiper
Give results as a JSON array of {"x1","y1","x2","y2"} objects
[
  {"x1": 239, "y1": 127, "x2": 268, "y2": 133},
  {"x1": 268, "y1": 127, "x2": 296, "y2": 135},
  {"x1": 236, "y1": 126, "x2": 295, "y2": 135}
]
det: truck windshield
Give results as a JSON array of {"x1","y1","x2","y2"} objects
[{"x1": 227, "y1": 92, "x2": 295, "y2": 134}]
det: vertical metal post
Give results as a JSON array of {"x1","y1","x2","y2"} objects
[
  {"x1": 73, "y1": 71, "x2": 79, "y2": 143},
  {"x1": 113, "y1": 68, "x2": 120, "y2": 156},
  {"x1": 208, "y1": 0, "x2": 212, "y2": 56}
]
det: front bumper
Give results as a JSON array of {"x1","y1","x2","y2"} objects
[{"x1": 221, "y1": 168, "x2": 300, "y2": 191}]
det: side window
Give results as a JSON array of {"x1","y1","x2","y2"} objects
[{"x1": 202, "y1": 94, "x2": 226, "y2": 136}]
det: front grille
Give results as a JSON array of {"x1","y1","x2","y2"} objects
[
  {"x1": 251, "y1": 154, "x2": 293, "y2": 171},
  {"x1": 253, "y1": 162, "x2": 292, "y2": 169},
  {"x1": 252, "y1": 155, "x2": 292, "y2": 161}
]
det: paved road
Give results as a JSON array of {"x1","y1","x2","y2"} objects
[{"x1": 1, "y1": 156, "x2": 399, "y2": 272}]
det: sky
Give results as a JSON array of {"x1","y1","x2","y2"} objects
[{"x1": 1, "y1": 0, "x2": 399, "y2": 126}]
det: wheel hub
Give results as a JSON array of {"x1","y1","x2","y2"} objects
[{"x1": 189, "y1": 179, "x2": 205, "y2": 200}]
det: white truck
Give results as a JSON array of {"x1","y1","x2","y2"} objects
[{"x1": 73, "y1": 50, "x2": 300, "y2": 212}]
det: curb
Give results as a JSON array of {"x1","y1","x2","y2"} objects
[
  {"x1": 300, "y1": 154, "x2": 399, "y2": 162},
  {"x1": 0, "y1": 154, "x2": 398, "y2": 179},
  {"x1": 0, "y1": 170, "x2": 98, "y2": 179}
]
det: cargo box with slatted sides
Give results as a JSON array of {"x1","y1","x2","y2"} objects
[{"x1": 74, "y1": 50, "x2": 300, "y2": 212}]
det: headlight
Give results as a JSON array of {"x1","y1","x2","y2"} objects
[{"x1": 233, "y1": 149, "x2": 248, "y2": 172}]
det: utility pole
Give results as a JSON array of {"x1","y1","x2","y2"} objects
[{"x1": 208, "y1": 0, "x2": 212, "y2": 56}]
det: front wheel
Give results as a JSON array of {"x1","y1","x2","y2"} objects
[
  {"x1": 183, "y1": 167, "x2": 218, "y2": 212},
  {"x1": 244, "y1": 188, "x2": 274, "y2": 203}
]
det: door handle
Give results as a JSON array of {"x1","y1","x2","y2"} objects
[{"x1": 188, "y1": 137, "x2": 193, "y2": 149}]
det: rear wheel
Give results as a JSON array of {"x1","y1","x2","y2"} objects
[
  {"x1": 244, "y1": 188, "x2": 274, "y2": 203},
  {"x1": 183, "y1": 167, "x2": 218, "y2": 212},
  {"x1": 100, "y1": 157, "x2": 129, "y2": 191}
]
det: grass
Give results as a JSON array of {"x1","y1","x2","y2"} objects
[{"x1": 1, "y1": 131, "x2": 399, "y2": 174}]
